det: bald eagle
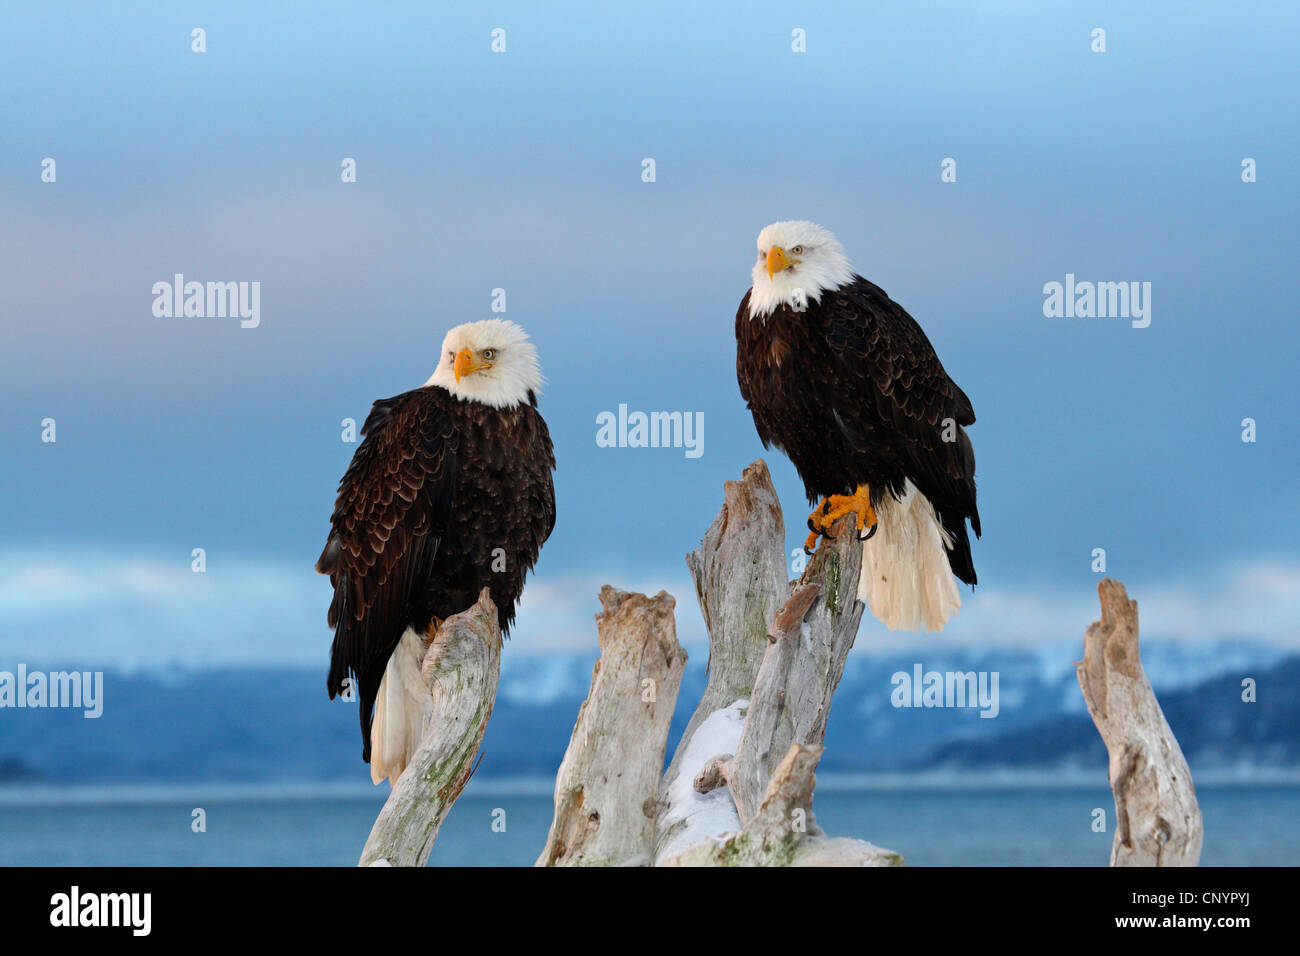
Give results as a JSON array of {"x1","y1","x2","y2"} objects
[
  {"x1": 317, "y1": 319, "x2": 555, "y2": 784},
  {"x1": 736, "y1": 221, "x2": 980, "y2": 632}
]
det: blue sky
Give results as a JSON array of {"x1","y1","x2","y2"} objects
[{"x1": 2, "y1": 2, "x2": 1297, "y2": 667}]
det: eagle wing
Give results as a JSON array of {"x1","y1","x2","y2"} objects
[
  {"x1": 825, "y1": 277, "x2": 981, "y2": 566},
  {"x1": 317, "y1": 387, "x2": 459, "y2": 758}
]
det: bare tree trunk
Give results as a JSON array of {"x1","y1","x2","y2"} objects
[
  {"x1": 537, "y1": 588, "x2": 686, "y2": 867},
  {"x1": 672, "y1": 460, "x2": 790, "y2": 773},
  {"x1": 358, "y1": 589, "x2": 500, "y2": 867},
  {"x1": 726, "y1": 527, "x2": 865, "y2": 823},
  {"x1": 652, "y1": 461, "x2": 784, "y2": 859},
  {"x1": 1078, "y1": 578, "x2": 1203, "y2": 867}
]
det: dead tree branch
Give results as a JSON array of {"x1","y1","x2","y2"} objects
[
  {"x1": 358, "y1": 588, "x2": 500, "y2": 867},
  {"x1": 537, "y1": 587, "x2": 686, "y2": 867},
  {"x1": 1078, "y1": 578, "x2": 1203, "y2": 867}
]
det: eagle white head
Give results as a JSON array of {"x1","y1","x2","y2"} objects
[
  {"x1": 747, "y1": 220, "x2": 855, "y2": 320},
  {"x1": 426, "y1": 319, "x2": 543, "y2": 408}
]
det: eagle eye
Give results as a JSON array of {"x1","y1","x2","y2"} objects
[
  {"x1": 482, "y1": 349, "x2": 495, "y2": 360},
  {"x1": 791, "y1": 245, "x2": 804, "y2": 254}
]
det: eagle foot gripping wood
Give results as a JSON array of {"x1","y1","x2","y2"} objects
[{"x1": 803, "y1": 485, "x2": 878, "y2": 554}]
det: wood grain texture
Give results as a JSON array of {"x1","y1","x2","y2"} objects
[
  {"x1": 1078, "y1": 579, "x2": 1203, "y2": 867},
  {"x1": 358, "y1": 589, "x2": 500, "y2": 867},
  {"x1": 653, "y1": 459, "x2": 898, "y2": 866},
  {"x1": 537, "y1": 587, "x2": 686, "y2": 867}
]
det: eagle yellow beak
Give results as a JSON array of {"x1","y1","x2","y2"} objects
[
  {"x1": 766, "y1": 246, "x2": 793, "y2": 278},
  {"x1": 454, "y1": 348, "x2": 491, "y2": 383}
]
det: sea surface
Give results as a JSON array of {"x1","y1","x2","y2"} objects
[{"x1": 1, "y1": 779, "x2": 1296, "y2": 866}]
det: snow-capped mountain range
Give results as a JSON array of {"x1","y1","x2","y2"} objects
[{"x1": 0, "y1": 640, "x2": 1292, "y2": 784}]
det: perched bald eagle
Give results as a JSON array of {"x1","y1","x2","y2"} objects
[
  {"x1": 736, "y1": 221, "x2": 980, "y2": 632},
  {"x1": 318, "y1": 319, "x2": 555, "y2": 784}
]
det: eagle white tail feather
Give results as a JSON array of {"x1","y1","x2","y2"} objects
[
  {"x1": 857, "y1": 479, "x2": 962, "y2": 633},
  {"x1": 369, "y1": 627, "x2": 434, "y2": 786}
]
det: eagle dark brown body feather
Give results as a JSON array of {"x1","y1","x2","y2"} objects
[
  {"x1": 317, "y1": 385, "x2": 555, "y2": 762},
  {"x1": 736, "y1": 275, "x2": 980, "y2": 585}
]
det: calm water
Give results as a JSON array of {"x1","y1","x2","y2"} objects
[{"x1": 1, "y1": 783, "x2": 1296, "y2": 866}]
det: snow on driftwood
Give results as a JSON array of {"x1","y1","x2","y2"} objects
[
  {"x1": 659, "y1": 741, "x2": 900, "y2": 867},
  {"x1": 1078, "y1": 579, "x2": 1203, "y2": 866},
  {"x1": 358, "y1": 588, "x2": 500, "y2": 867},
  {"x1": 655, "y1": 699, "x2": 747, "y2": 860}
]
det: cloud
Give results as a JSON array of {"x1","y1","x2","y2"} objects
[
  {"x1": 0, "y1": 549, "x2": 696, "y2": 669},
  {"x1": 0, "y1": 548, "x2": 1295, "y2": 670},
  {"x1": 911, "y1": 561, "x2": 1300, "y2": 653},
  {"x1": 0, "y1": 549, "x2": 327, "y2": 669}
]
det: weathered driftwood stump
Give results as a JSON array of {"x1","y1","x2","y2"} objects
[
  {"x1": 1078, "y1": 579, "x2": 1202, "y2": 867},
  {"x1": 651, "y1": 459, "x2": 900, "y2": 866},
  {"x1": 358, "y1": 589, "x2": 501, "y2": 867},
  {"x1": 537, "y1": 588, "x2": 686, "y2": 867},
  {"x1": 654, "y1": 461, "x2": 898, "y2": 865}
]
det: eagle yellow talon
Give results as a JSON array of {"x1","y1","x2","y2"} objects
[
  {"x1": 803, "y1": 498, "x2": 836, "y2": 553},
  {"x1": 811, "y1": 485, "x2": 878, "y2": 545}
]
